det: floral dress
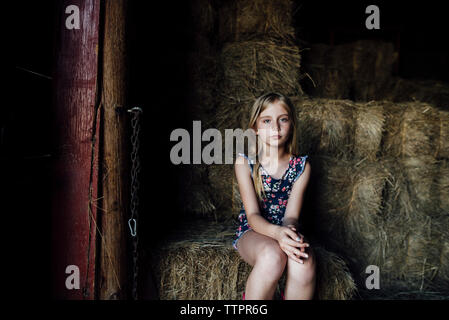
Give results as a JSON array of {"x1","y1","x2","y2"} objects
[{"x1": 232, "y1": 153, "x2": 308, "y2": 250}]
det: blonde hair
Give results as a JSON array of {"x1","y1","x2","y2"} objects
[{"x1": 246, "y1": 92, "x2": 299, "y2": 205}]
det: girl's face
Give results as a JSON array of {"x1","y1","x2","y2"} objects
[{"x1": 255, "y1": 100, "x2": 292, "y2": 148}]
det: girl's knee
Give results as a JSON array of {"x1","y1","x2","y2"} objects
[
  {"x1": 287, "y1": 251, "x2": 316, "y2": 284},
  {"x1": 305, "y1": 250, "x2": 316, "y2": 269},
  {"x1": 259, "y1": 244, "x2": 288, "y2": 265},
  {"x1": 255, "y1": 244, "x2": 287, "y2": 277}
]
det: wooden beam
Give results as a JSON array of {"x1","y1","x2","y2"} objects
[
  {"x1": 51, "y1": 0, "x2": 101, "y2": 299},
  {"x1": 97, "y1": 0, "x2": 130, "y2": 300}
]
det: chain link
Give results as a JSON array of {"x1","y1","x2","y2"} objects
[{"x1": 128, "y1": 106, "x2": 142, "y2": 300}]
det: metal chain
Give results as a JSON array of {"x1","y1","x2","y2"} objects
[{"x1": 127, "y1": 106, "x2": 142, "y2": 300}]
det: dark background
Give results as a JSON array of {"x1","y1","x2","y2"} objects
[{"x1": 8, "y1": 0, "x2": 448, "y2": 298}]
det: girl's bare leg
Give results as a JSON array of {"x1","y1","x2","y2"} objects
[
  {"x1": 284, "y1": 246, "x2": 316, "y2": 300},
  {"x1": 237, "y1": 230, "x2": 287, "y2": 300}
]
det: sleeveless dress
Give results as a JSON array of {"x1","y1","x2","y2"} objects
[{"x1": 232, "y1": 153, "x2": 309, "y2": 250}]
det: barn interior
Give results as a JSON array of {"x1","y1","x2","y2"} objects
[{"x1": 11, "y1": 0, "x2": 449, "y2": 299}]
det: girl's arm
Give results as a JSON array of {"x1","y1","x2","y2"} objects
[
  {"x1": 283, "y1": 162, "x2": 312, "y2": 257},
  {"x1": 235, "y1": 155, "x2": 282, "y2": 240},
  {"x1": 283, "y1": 161, "x2": 311, "y2": 230}
]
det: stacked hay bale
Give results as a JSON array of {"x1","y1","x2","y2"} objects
[
  {"x1": 295, "y1": 98, "x2": 356, "y2": 160},
  {"x1": 301, "y1": 40, "x2": 397, "y2": 101},
  {"x1": 291, "y1": 97, "x2": 449, "y2": 298},
  {"x1": 295, "y1": 98, "x2": 388, "y2": 290},
  {"x1": 216, "y1": 0, "x2": 297, "y2": 44},
  {"x1": 301, "y1": 40, "x2": 449, "y2": 111},
  {"x1": 148, "y1": 219, "x2": 356, "y2": 299},
  {"x1": 379, "y1": 77, "x2": 449, "y2": 111},
  {"x1": 378, "y1": 102, "x2": 448, "y2": 296}
]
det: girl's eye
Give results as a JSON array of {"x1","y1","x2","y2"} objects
[
  {"x1": 263, "y1": 119, "x2": 270, "y2": 124},
  {"x1": 281, "y1": 118, "x2": 289, "y2": 122}
]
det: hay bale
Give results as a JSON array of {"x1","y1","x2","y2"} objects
[
  {"x1": 149, "y1": 219, "x2": 245, "y2": 299},
  {"x1": 215, "y1": 97, "x2": 255, "y2": 131},
  {"x1": 149, "y1": 218, "x2": 356, "y2": 299},
  {"x1": 382, "y1": 214, "x2": 445, "y2": 293},
  {"x1": 296, "y1": 98, "x2": 355, "y2": 159},
  {"x1": 379, "y1": 155, "x2": 447, "y2": 294},
  {"x1": 381, "y1": 155, "x2": 439, "y2": 225},
  {"x1": 380, "y1": 157, "x2": 416, "y2": 225},
  {"x1": 380, "y1": 77, "x2": 449, "y2": 111},
  {"x1": 427, "y1": 216, "x2": 449, "y2": 291},
  {"x1": 402, "y1": 156, "x2": 440, "y2": 217},
  {"x1": 301, "y1": 40, "x2": 396, "y2": 101},
  {"x1": 438, "y1": 159, "x2": 449, "y2": 214},
  {"x1": 310, "y1": 156, "x2": 389, "y2": 276},
  {"x1": 305, "y1": 153, "x2": 447, "y2": 298},
  {"x1": 215, "y1": 36, "x2": 303, "y2": 130},
  {"x1": 300, "y1": 43, "x2": 352, "y2": 99},
  {"x1": 307, "y1": 154, "x2": 446, "y2": 296},
  {"x1": 153, "y1": 243, "x2": 244, "y2": 300},
  {"x1": 437, "y1": 110, "x2": 449, "y2": 159},
  {"x1": 351, "y1": 40, "x2": 397, "y2": 101},
  {"x1": 219, "y1": 36, "x2": 303, "y2": 99},
  {"x1": 216, "y1": 0, "x2": 296, "y2": 44},
  {"x1": 353, "y1": 101, "x2": 385, "y2": 161},
  {"x1": 313, "y1": 246, "x2": 357, "y2": 300},
  {"x1": 434, "y1": 218, "x2": 449, "y2": 287},
  {"x1": 401, "y1": 219, "x2": 439, "y2": 290},
  {"x1": 381, "y1": 102, "x2": 440, "y2": 158}
]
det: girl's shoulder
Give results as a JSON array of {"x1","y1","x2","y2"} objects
[
  {"x1": 290, "y1": 154, "x2": 309, "y2": 182},
  {"x1": 291, "y1": 154, "x2": 308, "y2": 165},
  {"x1": 237, "y1": 153, "x2": 254, "y2": 163},
  {"x1": 236, "y1": 153, "x2": 254, "y2": 176},
  {"x1": 237, "y1": 153, "x2": 258, "y2": 168}
]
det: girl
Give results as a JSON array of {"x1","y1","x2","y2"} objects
[{"x1": 233, "y1": 92, "x2": 315, "y2": 300}]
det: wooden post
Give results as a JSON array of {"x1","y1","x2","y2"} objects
[
  {"x1": 51, "y1": 0, "x2": 101, "y2": 299},
  {"x1": 97, "y1": 0, "x2": 130, "y2": 300}
]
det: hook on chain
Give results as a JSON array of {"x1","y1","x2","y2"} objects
[{"x1": 128, "y1": 218, "x2": 137, "y2": 237}]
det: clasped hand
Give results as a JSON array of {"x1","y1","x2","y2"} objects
[{"x1": 275, "y1": 224, "x2": 310, "y2": 264}]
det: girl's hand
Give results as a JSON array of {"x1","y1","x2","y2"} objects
[
  {"x1": 275, "y1": 226, "x2": 309, "y2": 264},
  {"x1": 285, "y1": 224, "x2": 306, "y2": 254}
]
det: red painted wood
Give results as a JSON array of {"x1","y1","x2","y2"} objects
[{"x1": 51, "y1": 0, "x2": 101, "y2": 299}]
